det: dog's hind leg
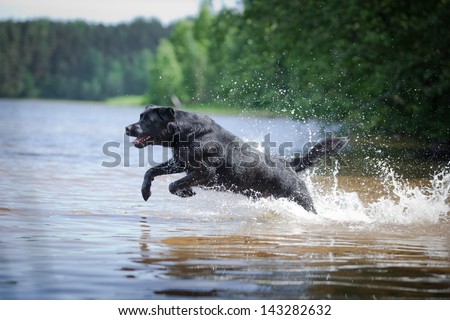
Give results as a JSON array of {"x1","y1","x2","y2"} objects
[
  {"x1": 168, "y1": 168, "x2": 216, "y2": 198},
  {"x1": 292, "y1": 191, "x2": 317, "y2": 214}
]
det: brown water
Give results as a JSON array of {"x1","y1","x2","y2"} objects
[{"x1": 0, "y1": 99, "x2": 449, "y2": 299}]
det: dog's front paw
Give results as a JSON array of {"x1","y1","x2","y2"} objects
[
  {"x1": 141, "y1": 177, "x2": 154, "y2": 201},
  {"x1": 141, "y1": 187, "x2": 151, "y2": 201}
]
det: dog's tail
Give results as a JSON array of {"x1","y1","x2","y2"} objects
[{"x1": 290, "y1": 137, "x2": 348, "y2": 172}]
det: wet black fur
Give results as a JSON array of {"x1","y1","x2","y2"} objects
[{"x1": 125, "y1": 105, "x2": 347, "y2": 213}]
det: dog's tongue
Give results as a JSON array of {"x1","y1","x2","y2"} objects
[
  {"x1": 133, "y1": 136, "x2": 146, "y2": 145},
  {"x1": 133, "y1": 135, "x2": 153, "y2": 146}
]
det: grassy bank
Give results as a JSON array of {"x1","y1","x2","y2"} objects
[
  {"x1": 104, "y1": 95, "x2": 273, "y2": 117},
  {"x1": 182, "y1": 103, "x2": 275, "y2": 117},
  {"x1": 105, "y1": 95, "x2": 146, "y2": 106}
]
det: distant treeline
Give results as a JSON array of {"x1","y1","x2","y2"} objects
[
  {"x1": 0, "y1": 18, "x2": 170, "y2": 100},
  {"x1": 1, "y1": 0, "x2": 449, "y2": 143}
]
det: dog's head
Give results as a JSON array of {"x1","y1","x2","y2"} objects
[{"x1": 125, "y1": 105, "x2": 175, "y2": 148}]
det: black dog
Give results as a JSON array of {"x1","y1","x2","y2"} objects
[{"x1": 125, "y1": 105, "x2": 346, "y2": 213}]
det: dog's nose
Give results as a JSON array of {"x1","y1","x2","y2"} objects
[{"x1": 125, "y1": 125, "x2": 133, "y2": 136}]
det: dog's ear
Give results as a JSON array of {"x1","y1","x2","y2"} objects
[
  {"x1": 157, "y1": 107, "x2": 175, "y2": 122},
  {"x1": 167, "y1": 122, "x2": 178, "y2": 135}
]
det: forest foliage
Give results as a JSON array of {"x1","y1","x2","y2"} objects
[
  {"x1": 1, "y1": 0, "x2": 449, "y2": 143},
  {"x1": 0, "y1": 18, "x2": 169, "y2": 100}
]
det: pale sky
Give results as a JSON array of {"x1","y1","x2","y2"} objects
[{"x1": 0, "y1": 0, "x2": 241, "y2": 25}]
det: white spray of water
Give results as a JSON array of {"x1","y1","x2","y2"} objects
[
  {"x1": 298, "y1": 160, "x2": 448, "y2": 225},
  {"x1": 183, "y1": 160, "x2": 449, "y2": 227},
  {"x1": 364, "y1": 161, "x2": 450, "y2": 224}
]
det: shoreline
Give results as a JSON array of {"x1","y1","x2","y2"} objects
[{"x1": 1, "y1": 97, "x2": 448, "y2": 159}]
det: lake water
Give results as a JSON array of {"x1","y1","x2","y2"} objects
[{"x1": 0, "y1": 99, "x2": 449, "y2": 299}]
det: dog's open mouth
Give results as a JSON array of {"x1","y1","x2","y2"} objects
[{"x1": 132, "y1": 135, "x2": 154, "y2": 147}]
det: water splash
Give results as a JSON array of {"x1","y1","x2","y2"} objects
[
  {"x1": 304, "y1": 160, "x2": 450, "y2": 225},
  {"x1": 307, "y1": 160, "x2": 371, "y2": 224},
  {"x1": 183, "y1": 160, "x2": 450, "y2": 227},
  {"x1": 365, "y1": 161, "x2": 450, "y2": 224}
]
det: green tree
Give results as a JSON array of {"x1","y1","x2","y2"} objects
[
  {"x1": 193, "y1": 0, "x2": 214, "y2": 47},
  {"x1": 124, "y1": 49, "x2": 153, "y2": 96},
  {"x1": 169, "y1": 20, "x2": 208, "y2": 103},
  {"x1": 148, "y1": 39, "x2": 186, "y2": 105},
  {"x1": 147, "y1": 11, "x2": 211, "y2": 105}
]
